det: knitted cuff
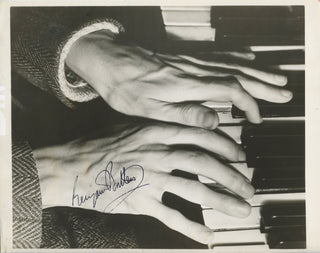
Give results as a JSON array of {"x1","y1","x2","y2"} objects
[{"x1": 58, "y1": 19, "x2": 125, "y2": 102}]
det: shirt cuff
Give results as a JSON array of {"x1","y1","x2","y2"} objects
[{"x1": 58, "y1": 19, "x2": 125, "y2": 103}]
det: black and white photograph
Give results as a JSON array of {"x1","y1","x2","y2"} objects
[{"x1": 1, "y1": 1, "x2": 320, "y2": 251}]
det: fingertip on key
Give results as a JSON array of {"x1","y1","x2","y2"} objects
[
  {"x1": 238, "y1": 149, "x2": 246, "y2": 162},
  {"x1": 281, "y1": 89, "x2": 293, "y2": 99},
  {"x1": 246, "y1": 52, "x2": 256, "y2": 60},
  {"x1": 203, "y1": 111, "x2": 220, "y2": 130},
  {"x1": 248, "y1": 115, "x2": 263, "y2": 125},
  {"x1": 236, "y1": 201, "x2": 252, "y2": 218},
  {"x1": 276, "y1": 75, "x2": 288, "y2": 86},
  {"x1": 241, "y1": 180, "x2": 255, "y2": 200}
]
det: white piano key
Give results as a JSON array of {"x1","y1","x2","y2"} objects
[
  {"x1": 211, "y1": 229, "x2": 266, "y2": 246},
  {"x1": 203, "y1": 206, "x2": 261, "y2": 230},
  {"x1": 216, "y1": 111, "x2": 305, "y2": 124},
  {"x1": 270, "y1": 64, "x2": 305, "y2": 71},
  {"x1": 202, "y1": 101, "x2": 231, "y2": 112},
  {"x1": 201, "y1": 192, "x2": 305, "y2": 209},
  {"x1": 212, "y1": 244, "x2": 269, "y2": 251},
  {"x1": 217, "y1": 125, "x2": 243, "y2": 143},
  {"x1": 248, "y1": 45, "x2": 305, "y2": 52},
  {"x1": 217, "y1": 111, "x2": 241, "y2": 124},
  {"x1": 232, "y1": 163, "x2": 253, "y2": 180},
  {"x1": 248, "y1": 192, "x2": 305, "y2": 207},
  {"x1": 162, "y1": 11, "x2": 211, "y2": 25},
  {"x1": 165, "y1": 26, "x2": 216, "y2": 41}
]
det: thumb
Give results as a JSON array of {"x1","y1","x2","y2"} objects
[{"x1": 151, "y1": 102, "x2": 220, "y2": 129}]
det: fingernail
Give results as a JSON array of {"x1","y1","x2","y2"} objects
[
  {"x1": 258, "y1": 117, "x2": 263, "y2": 124},
  {"x1": 253, "y1": 116, "x2": 263, "y2": 124},
  {"x1": 238, "y1": 150, "x2": 246, "y2": 161},
  {"x1": 246, "y1": 52, "x2": 255, "y2": 60},
  {"x1": 203, "y1": 111, "x2": 219, "y2": 129},
  {"x1": 281, "y1": 89, "x2": 293, "y2": 98},
  {"x1": 235, "y1": 202, "x2": 251, "y2": 218},
  {"x1": 241, "y1": 180, "x2": 255, "y2": 199},
  {"x1": 276, "y1": 75, "x2": 288, "y2": 85}
]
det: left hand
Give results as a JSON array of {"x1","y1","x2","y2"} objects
[{"x1": 34, "y1": 122, "x2": 254, "y2": 245}]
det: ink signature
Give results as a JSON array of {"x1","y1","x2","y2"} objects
[{"x1": 72, "y1": 161, "x2": 149, "y2": 212}]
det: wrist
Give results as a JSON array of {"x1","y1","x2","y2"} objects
[
  {"x1": 65, "y1": 29, "x2": 117, "y2": 93},
  {"x1": 33, "y1": 145, "x2": 80, "y2": 209}
]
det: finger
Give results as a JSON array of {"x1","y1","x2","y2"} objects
[
  {"x1": 152, "y1": 150, "x2": 255, "y2": 199},
  {"x1": 158, "y1": 175, "x2": 251, "y2": 217},
  {"x1": 158, "y1": 54, "x2": 235, "y2": 77},
  {"x1": 178, "y1": 54, "x2": 288, "y2": 86},
  {"x1": 148, "y1": 200, "x2": 215, "y2": 245},
  {"x1": 198, "y1": 51, "x2": 256, "y2": 61},
  {"x1": 147, "y1": 76, "x2": 262, "y2": 124},
  {"x1": 141, "y1": 124, "x2": 244, "y2": 162},
  {"x1": 228, "y1": 81, "x2": 262, "y2": 124},
  {"x1": 236, "y1": 75, "x2": 293, "y2": 103},
  {"x1": 148, "y1": 101, "x2": 220, "y2": 130},
  {"x1": 220, "y1": 51, "x2": 256, "y2": 60}
]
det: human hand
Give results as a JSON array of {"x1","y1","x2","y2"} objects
[
  {"x1": 66, "y1": 29, "x2": 293, "y2": 128},
  {"x1": 34, "y1": 122, "x2": 254, "y2": 244}
]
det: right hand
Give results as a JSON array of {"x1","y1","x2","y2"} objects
[
  {"x1": 34, "y1": 122, "x2": 254, "y2": 245},
  {"x1": 66, "y1": 29, "x2": 292, "y2": 128}
]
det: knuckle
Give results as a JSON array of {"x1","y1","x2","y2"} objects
[
  {"x1": 169, "y1": 150, "x2": 185, "y2": 161},
  {"x1": 231, "y1": 87, "x2": 246, "y2": 101},
  {"x1": 187, "y1": 150, "x2": 206, "y2": 163},
  {"x1": 230, "y1": 174, "x2": 246, "y2": 193},
  {"x1": 180, "y1": 104, "x2": 197, "y2": 120},
  {"x1": 228, "y1": 80, "x2": 242, "y2": 93},
  {"x1": 197, "y1": 186, "x2": 211, "y2": 204},
  {"x1": 221, "y1": 196, "x2": 238, "y2": 213},
  {"x1": 137, "y1": 125, "x2": 158, "y2": 140},
  {"x1": 225, "y1": 171, "x2": 242, "y2": 188},
  {"x1": 188, "y1": 126, "x2": 208, "y2": 137}
]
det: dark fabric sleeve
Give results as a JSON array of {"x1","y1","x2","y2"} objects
[
  {"x1": 10, "y1": 7, "x2": 124, "y2": 107},
  {"x1": 12, "y1": 141, "x2": 42, "y2": 248},
  {"x1": 11, "y1": 7, "x2": 166, "y2": 108}
]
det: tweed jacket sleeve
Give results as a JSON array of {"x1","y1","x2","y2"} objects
[
  {"x1": 12, "y1": 142, "x2": 42, "y2": 248},
  {"x1": 11, "y1": 7, "x2": 126, "y2": 108}
]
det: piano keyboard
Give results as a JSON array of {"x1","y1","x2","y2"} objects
[
  {"x1": 200, "y1": 122, "x2": 305, "y2": 249},
  {"x1": 161, "y1": 6, "x2": 306, "y2": 250}
]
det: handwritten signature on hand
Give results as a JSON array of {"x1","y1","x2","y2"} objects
[{"x1": 72, "y1": 161, "x2": 149, "y2": 212}]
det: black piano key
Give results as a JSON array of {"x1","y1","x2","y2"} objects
[
  {"x1": 233, "y1": 104, "x2": 305, "y2": 118},
  {"x1": 252, "y1": 166, "x2": 305, "y2": 193},
  {"x1": 214, "y1": 17, "x2": 304, "y2": 36},
  {"x1": 253, "y1": 178, "x2": 305, "y2": 193},
  {"x1": 216, "y1": 34, "x2": 304, "y2": 47},
  {"x1": 252, "y1": 50, "x2": 305, "y2": 65},
  {"x1": 253, "y1": 166, "x2": 305, "y2": 176},
  {"x1": 242, "y1": 121, "x2": 304, "y2": 139},
  {"x1": 244, "y1": 135, "x2": 304, "y2": 156},
  {"x1": 246, "y1": 155, "x2": 304, "y2": 168},
  {"x1": 266, "y1": 227, "x2": 306, "y2": 249},
  {"x1": 211, "y1": 6, "x2": 304, "y2": 19},
  {"x1": 261, "y1": 203, "x2": 306, "y2": 231}
]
